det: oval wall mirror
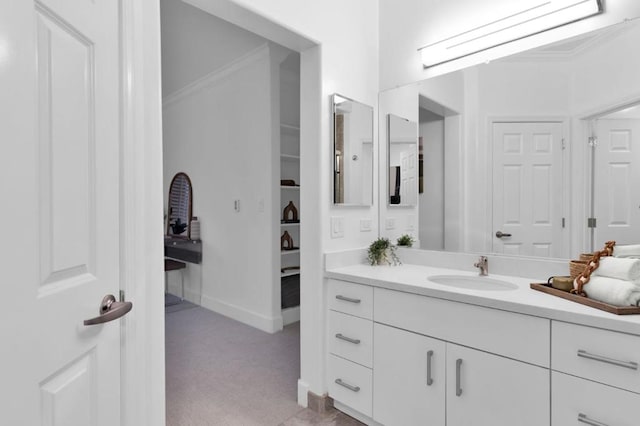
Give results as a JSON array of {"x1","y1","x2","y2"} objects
[{"x1": 166, "y1": 172, "x2": 193, "y2": 238}]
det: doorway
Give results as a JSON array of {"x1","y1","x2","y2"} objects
[
  {"x1": 159, "y1": 1, "x2": 304, "y2": 423},
  {"x1": 588, "y1": 103, "x2": 640, "y2": 251}
]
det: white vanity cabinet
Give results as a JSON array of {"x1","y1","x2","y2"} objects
[
  {"x1": 372, "y1": 288, "x2": 549, "y2": 426},
  {"x1": 551, "y1": 321, "x2": 640, "y2": 426},
  {"x1": 446, "y1": 343, "x2": 549, "y2": 426},
  {"x1": 373, "y1": 323, "x2": 446, "y2": 426}
]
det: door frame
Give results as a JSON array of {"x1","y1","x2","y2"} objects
[
  {"x1": 486, "y1": 116, "x2": 571, "y2": 258},
  {"x1": 119, "y1": 1, "x2": 166, "y2": 425}
]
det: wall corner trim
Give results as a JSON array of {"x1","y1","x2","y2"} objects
[{"x1": 162, "y1": 42, "x2": 270, "y2": 108}]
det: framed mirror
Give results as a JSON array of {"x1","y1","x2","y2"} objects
[
  {"x1": 388, "y1": 114, "x2": 418, "y2": 206},
  {"x1": 332, "y1": 94, "x2": 374, "y2": 205},
  {"x1": 166, "y1": 172, "x2": 193, "y2": 238},
  {"x1": 379, "y1": 18, "x2": 640, "y2": 259}
]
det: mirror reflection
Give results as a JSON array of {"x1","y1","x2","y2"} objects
[
  {"x1": 167, "y1": 172, "x2": 193, "y2": 238},
  {"x1": 332, "y1": 94, "x2": 374, "y2": 206},
  {"x1": 382, "y1": 19, "x2": 640, "y2": 258},
  {"x1": 388, "y1": 114, "x2": 418, "y2": 206}
]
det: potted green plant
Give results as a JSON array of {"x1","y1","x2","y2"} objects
[
  {"x1": 367, "y1": 237, "x2": 401, "y2": 266},
  {"x1": 396, "y1": 234, "x2": 415, "y2": 247}
]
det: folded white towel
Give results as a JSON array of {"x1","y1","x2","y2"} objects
[
  {"x1": 575, "y1": 276, "x2": 640, "y2": 306},
  {"x1": 613, "y1": 244, "x2": 640, "y2": 259},
  {"x1": 592, "y1": 257, "x2": 640, "y2": 281}
]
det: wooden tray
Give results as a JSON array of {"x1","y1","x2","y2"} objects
[{"x1": 530, "y1": 283, "x2": 640, "y2": 315}]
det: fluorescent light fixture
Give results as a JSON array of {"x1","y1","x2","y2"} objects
[{"x1": 418, "y1": 0, "x2": 603, "y2": 68}]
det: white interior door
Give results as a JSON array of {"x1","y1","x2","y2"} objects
[
  {"x1": 593, "y1": 119, "x2": 640, "y2": 248},
  {"x1": 400, "y1": 147, "x2": 417, "y2": 206},
  {"x1": 1, "y1": 0, "x2": 124, "y2": 424},
  {"x1": 492, "y1": 121, "x2": 564, "y2": 257}
]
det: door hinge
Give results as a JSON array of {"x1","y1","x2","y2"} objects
[
  {"x1": 587, "y1": 217, "x2": 597, "y2": 228},
  {"x1": 562, "y1": 217, "x2": 566, "y2": 228},
  {"x1": 588, "y1": 136, "x2": 598, "y2": 147},
  {"x1": 119, "y1": 290, "x2": 125, "y2": 302},
  {"x1": 561, "y1": 138, "x2": 566, "y2": 150}
]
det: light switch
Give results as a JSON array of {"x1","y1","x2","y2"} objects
[
  {"x1": 331, "y1": 216, "x2": 344, "y2": 238},
  {"x1": 385, "y1": 218, "x2": 396, "y2": 230},
  {"x1": 360, "y1": 218, "x2": 372, "y2": 232}
]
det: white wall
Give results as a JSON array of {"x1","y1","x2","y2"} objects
[{"x1": 379, "y1": 0, "x2": 640, "y2": 90}]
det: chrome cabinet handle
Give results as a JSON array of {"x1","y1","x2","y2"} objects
[
  {"x1": 335, "y1": 295, "x2": 361, "y2": 304},
  {"x1": 455, "y1": 358, "x2": 463, "y2": 396},
  {"x1": 426, "y1": 350, "x2": 434, "y2": 386},
  {"x1": 335, "y1": 378, "x2": 360, "y2": 392},
  {"x1": 577, "y1": 349, "x2": 638, "y2": 370},
  {"x1": 335, "y1": 333, "x2": 361, "y2": 345},
  {"x1": 495, "y1": 231, "x2": 512, "y2": 238},
  {"x1": 84, "y1": 294, "x2": 133, "y2": 326},
  {"x1": 578, "y1": 413, "x2": 609, "y2": 426}
]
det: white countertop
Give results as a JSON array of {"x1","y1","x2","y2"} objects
[{"x1": 325, "y1": 263, "x2": 640, "y2": 336}]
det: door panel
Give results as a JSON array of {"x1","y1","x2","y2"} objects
[
  {"x1": 492, "y1": 121, "x2": 564, "y2": 257},
  {"x1": 594, "y1": 119, "x2": 640, "y2": 247},
  {"x1": 1, "y1": 0, "x2": 122, "y2": 423}
]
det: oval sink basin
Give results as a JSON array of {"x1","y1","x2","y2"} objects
[{"x1": 428, "y1": 275, "x2": 518, "y2": 291}]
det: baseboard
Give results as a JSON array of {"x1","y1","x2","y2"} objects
[
  {"x1": 297, "y1": 380, "x2": 310, "y2": 407},
  {"x1": 334, "y1": 401, "x2": 381, "y2": 426},
  {"x1": 282, "y1": 305, "x2": 300, "y2": 326},
  {"x1": 200, "y1": 294, "x2": 282, "y2": 333}
]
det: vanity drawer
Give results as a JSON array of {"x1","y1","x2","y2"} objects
[
  {"x1": 552, "y1": 321, "x2": 640, "y2": 393},
  {"x1": 552, "y1": 371, "x2": 640, "y2": 426},
  {"x1": 374, "y1": 287, "x2": 550, "y2": 367},
  {"x1": 327, "y1": 354, "x2": 372, "y2": 418},
  {"x1": 327, "y1": 279, "x2": 373, "y2": 320},
  {"x1": 328, "y1": 310, "x2": 373, "y2": 368}
]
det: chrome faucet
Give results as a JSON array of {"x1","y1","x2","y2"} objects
[{"x1": 474, "y1": 256, "x2": 488, "y2": 276}]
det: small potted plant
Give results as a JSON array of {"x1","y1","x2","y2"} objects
[
  {"x1": 397, "y1": 234, "x2": 415, "y2": 247},
  {"x1": 367, "y1": 237, "x2": 401, "y2": 266}
]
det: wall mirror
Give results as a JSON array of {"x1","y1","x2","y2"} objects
[
  {"x1": 167, "y1": 172, "x2": 193, "y2": 238},
  {"x1": 332, "y1": 94, "x2": 374, "y2": 205},
  {"x1": 380, "y1": 18, "x2": 640, "y2": 259},
  {"x1": 388, "y1": 114, "x2": 418, "y2": 206}
]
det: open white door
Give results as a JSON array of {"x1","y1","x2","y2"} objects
[
  {"x1": 492, "y1": 121, "x2": 564, "y2": 257},
  {"x1": 1, "y1": 0, "x2": 126, "y2": 424},
  {"x1": 593, "y1": 118, "x2": 640, "y2": 248}
]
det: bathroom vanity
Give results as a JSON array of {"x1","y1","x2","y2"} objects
[{"x1": 324, "y1": 256, "x2": 640, "y2": 426}]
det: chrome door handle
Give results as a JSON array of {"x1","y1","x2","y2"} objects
[
  {"x1": 578, "y1": 413, "x2": 609, "y2": 426},
  {"x1": 455, "y1": 358, "x2": 463, "y2": 396},
  {"x1": 335, "y1": 295, "x2": 361, "y2": 304},
  {"x1": 335, "y1": 333, "x2": 361, "y2": 344},
  {"x1": 335, "y1": 378, "x2": 360, "y2": 392},
  {"x1": 495, "y1": 231, "x2": 512, "y2": 238},
  {"x1": 577, "y1": 349, "x2": 638, "y2": 370},
  {"x1": 84, "y1": 294, "x2": 133, "y2": 326},
  {"x1": 426, "y1": 350, "x2": 434, "y2": 386}
]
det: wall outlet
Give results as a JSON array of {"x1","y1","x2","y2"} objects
[
  {"x1": 331, "y1": 216, "x2": 344, "y2": 238},
  {"x1": 360, "y1": 218, "x2": 372, "y2": 232},
  {"x1": 385, "y1": 217, "x2": 396, "y2": 230}
]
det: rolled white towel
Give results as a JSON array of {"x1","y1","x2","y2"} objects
[
  {"x1": 574, "y1": 276, "x2": 640, "y2": 307},
  {"x1": 592, "y1": 257, "x2": 640, "y2": 281},
  {"x1": 613, "y1": 244, "x2": 640, "y2": 259}
]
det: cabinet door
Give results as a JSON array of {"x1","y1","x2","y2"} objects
[
  {"x1": 447, "y1": 344, "x2": 549, "y2": 426},
  {"x1": 373, "y1": 323, "x2": 445, "y2": 426}
]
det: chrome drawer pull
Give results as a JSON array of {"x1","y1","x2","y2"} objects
[
  {"x1": 335, "y1": 378, "x2": 360, "y2": 392},
  {"x1": 335, "y1": 333, "x2": 361, "y2": 345},
  {"x1": 335, "y1": 295, "x2": 361, "y2": 304},
  {"x1": 578, "y1": 413, "x2": 609, "y2": 426},
  {"x1": 455, "y1": 358, "x2": 463, "y2": 396},
  {"x1": 426, "y1": 350, "x2": 434, "y2": 386},
  {"x1": 577, "y1": 349, "x2": 639, "y2": 370}
]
